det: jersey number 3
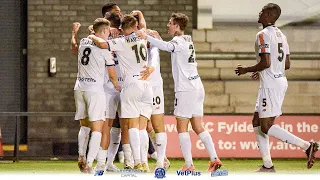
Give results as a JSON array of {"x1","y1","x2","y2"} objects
[
  {"x1": 81, "y1": 47, "x2": 91, "y2": 65},
  {"x1": 132, "y1": 44, "x2": 147, "y2": 63}
]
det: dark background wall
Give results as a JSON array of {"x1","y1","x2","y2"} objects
[{"x1": 28, "y1": 0, "x2": 194, "y2": 156}]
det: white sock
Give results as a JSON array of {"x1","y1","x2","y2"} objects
[
  {"x1": 106, "y1": 127, "x2": 121, "y2": 166},
  {"x1": 254, "y1": 126, "x2": 273, "y2": 168},
  {"x1": 78, "y1": 126, "x2": 90, "y2": 158},
  {"x1": 86, "y1": 131, "x2": 102, "y2": 167},
  {"x1": 96, "y1": 147, "x2": 108, "y2": 166},
  {"x1": 198, "y1": 131, "x2": 218, "y2": 162},
  {"x1": 156, "y1": 132, "x2": 167, "y2": 167},
  {"x1": 129, "y1": 128, "x2": 141, "y2": 166},
  {"x1": 178, "y1": 132, "x2": 193, "y2": 168},
  {"x1": 122, "y1": 144, "x2": 133, "y2": 166},
  {"x1": 139, "y1": 130, "x2": 149, "y2": 164},
  {"x1": 268, "y1": 125, "x2": 310, "y2": 151}
]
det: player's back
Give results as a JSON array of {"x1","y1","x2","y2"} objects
[
  {"x1": 74, "y1": 38, "x2": 110, "y2": 92},
  {"x1": 255, "y1": 26, "x2": 288, "y2": 88},
  {"x1": 170, "y1": 35, "x2": 203, "y2": 92},
  {"x1": 108, "y1": 33, "x2": 148, "y2": 85}
]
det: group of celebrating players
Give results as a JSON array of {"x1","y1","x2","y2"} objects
[{"x1": 71, "y1": 2, "x2": 318, "y2": 175}]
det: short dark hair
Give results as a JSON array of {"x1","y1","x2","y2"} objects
[
  {"x1": 265, "y1": 3, "x2": 281, "y2": 21},
  {"x1": 101, "y1": 3, "x2": 117, "y2": 17},
  {"x1": 171, "y1": 13, "x2": 189, "y2": 31},
  {"x1": 93, "y1": 18, "x2": 110, "y2": 33},
  {"x1": 105, "y1": 12, "x2": 121, "y2": 29},
  {"x1": 121, "y1": 15, "x2": 137, "y2": 30}
]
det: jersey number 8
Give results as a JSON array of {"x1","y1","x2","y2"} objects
[{"x1": 81, "y1": 48, "x2": 91, "y2": 65}]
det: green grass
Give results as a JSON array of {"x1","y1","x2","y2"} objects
[{"x1": 0, "y1": 159, "x2": 319, "y2": 174}]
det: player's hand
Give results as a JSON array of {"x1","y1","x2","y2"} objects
[
  {"x1": 139, "y1": 65, "x2": 155, "y2": 80},
  {"x1": 235, "y1": 64, "x2": 248, "y2": 76},
  {"x1": 88, "y1": 25, "x2": 94, "y2": 35},
  {"x1": 110, "y1": 27, "x2": 120, "y2": 38},
  {"x1": 87, "y1": 34, "x2": 95, "y2": 39},
  {"x1": 135, "y1": 30, "x2": 147, "y2": 39},
  {"x1": 146, "y1": 29, "x2": 162, "y2": 40},
  {"x1": 72, "y1": 22, "x2": 81, "y2": 33},
  {"x1": 130, "y1": 10, "x2": 142, "y2": 17},
  {"x1": 250, "y1": 72, "x2": 259, "y2": 80},
  {"x1": 115, "y1": 85, "x2": 121, "y2": 92}
]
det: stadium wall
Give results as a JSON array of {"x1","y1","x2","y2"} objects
[{"x1": 27, "y1": 0, "x2": 194, "y2": 156}]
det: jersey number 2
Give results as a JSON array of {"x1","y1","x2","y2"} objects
[
  {"x1": 132, "y1": 44, "x2": 147, "y2": 63},
  {"x1": 188, "y1": 44, "x2": 195, "y2": 63},
  {"x1": 81, "y1": 48, "x2": 91, "y2": 65},
  {"x1": 277, "y1": 43, "x2": 284, "y2": 62}
]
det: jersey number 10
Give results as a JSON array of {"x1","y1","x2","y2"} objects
[{"x1": 132, "y1": 44, "x2": 147, "y2": 63}]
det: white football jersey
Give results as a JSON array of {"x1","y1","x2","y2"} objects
[
  {"x1": 104, "y1": 36, "x2": 123, "y2": 94},
  {"x1": 255, "y1": 25, "x2": 289, "y2": 88},
  {"x1": 108, "y1": 33, "x2": 148, "y2": 84},
  {"x1": 147, "y1": 44, "x2": 163, "y2": 86},
  {"x1": 74, "y1": 38, "x2": 113, "y2": 92},
  {"x1": 169, "y1": 35, "x2": 203, "y2": 92}
]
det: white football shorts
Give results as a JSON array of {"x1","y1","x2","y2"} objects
[
  {"x1": 74, "y1": 90, "x2": 106, "y2": 122},
  {"x1": 120, "y1": 81, "x2": 152, "y2": 120},
  {"x1": 105, "y1": 91, "x2": 121, "y2": 119},
  {"x1": 174, "y1": 88, "x2": 205, "y2": 119},
  {"x1": 254, "y1": 87, "x2": 287, "y2": 118},
  {"x1": 151, "y1": 84, "x2": 165, "y2": 115}
]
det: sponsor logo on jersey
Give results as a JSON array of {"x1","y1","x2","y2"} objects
[
  {"x1": 188, "y1": 74, "x2": 200, "y2": 81},
  {"x1": 259, "y1": 44, "x2": 269, "y2": 49},
  {"x1": 77, "y1": 77, "x2": 96, "y2": 82}
]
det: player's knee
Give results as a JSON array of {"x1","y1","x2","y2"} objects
[{"x1": 260, "y1": 125, "x2": 270, "y2": 134}]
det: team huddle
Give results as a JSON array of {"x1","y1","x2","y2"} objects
[{"x1": 71, "y1": 2, "x2": 318, "y2": 174}]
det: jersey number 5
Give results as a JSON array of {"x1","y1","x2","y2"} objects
[
  {"x1": 277, "y1": 43, "x2": 284, "y2": 62},
  {"x1": 81, "y1": 47, "x2": 91, "y2": 65},
  {"x1": 132, "y1": 44, "x2": 147, "y2": 63}
]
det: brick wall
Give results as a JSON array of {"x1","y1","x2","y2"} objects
[{"x1": 28, "y1": 0, "x2": 194, "y2": 156}]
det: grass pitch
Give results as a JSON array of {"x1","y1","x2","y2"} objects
[{"x1": 0, "y1": 159, "x2": 319, "y2": 174}]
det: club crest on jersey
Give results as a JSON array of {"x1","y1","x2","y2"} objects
[{"x1": 259, "y1": 44, "x2": 269, "y2": 49}]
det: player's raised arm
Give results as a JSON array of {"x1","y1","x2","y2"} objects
[
  {"x1": 135, "y1": 30, "x2": 174, "y2": 52},
  {"x1": 71, "y1": 22, "x2": 81, "y2": 56},
  {"x1": 131, "y1": 10, "x2": 147, "y2": 30},
  {"x1": 88, "y1": 35, "x2": 110, "y2": 49}
]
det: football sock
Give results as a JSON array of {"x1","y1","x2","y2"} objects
[
  {"x1": 122, "y1": 143, "x2": 133, "y2": 165},
  {"x1": 148, "y1": 137, "x2": 156, "y2": 155},
  {"x1": 96, "y1": 147, "x2": 108, "y2": 166},
  {"x1": 86, "y1": 131, "x2": 102, "y2": 167},
  {"x1": 106, "y1": 127, "x2": 121, "y2": 166},
  {"x1": 129, "y1": 128, "x2": 141, "y2": 166},
  {"x1": 198, "y1": 131, "x2": 218, "y2": 162},
  {"x1": 140, "y1": 130, "x2": 149, "y2": 164},
  {"x1": 78, "y1": 126, "x2": 90, "y2": 158},
  {"x1": 178, "y1": 132, "x2": 193, "y2": 168},
  {"x1": 254, "y1": 126, "x2": 273, "y2": 168},
  {"x1": 268, "y1": 125, "x2": 310, "y2": 151},
  {"x1": 156, "y1": 132, "x2": 167, "y2": 167}
]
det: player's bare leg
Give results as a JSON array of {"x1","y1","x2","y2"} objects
[
  {"x1": 191, "y1": 116, "x2": 221, "y2": 172},
  {"x1": 120, "y1": 118, "x2": 134, "y2": 169},
  {"x1": 128, "y1": 117, "x2": 143, "y2": 171},
  {"x1": 151, "y1": 114, "x2": 169, "y2": 169},
  {"x1": 78, "y1": 118, "x2": 90, "y2": 173},
  {"x1": 84, "y1": 120, "x2": 104, "y2": 174},
  {"x1": 95, "y1": 118, "x2": 113, "y2": 172},
  {"x1": 106, "y1": 117, "x2": 121, "y2": 172},
  {"x1": 260, "y1": 116, "x2": 318, "y2": 169},
  {"x1": 252, "y1": 112, "x2": 275, "y2": 172},
  {"x1": 177, "y1": 117, "x2": 195, "y2": 171},
  {"x1": 139, "y1": 115, "x2": 150, "y2": 172}
]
